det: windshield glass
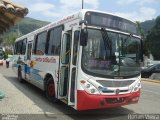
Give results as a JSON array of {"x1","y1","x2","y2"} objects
[{"x1": 81, "y1": 28, "x2": 141, "y2": 78}]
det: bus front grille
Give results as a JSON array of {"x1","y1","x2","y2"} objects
[
  {"x1": 96, "y1": 80, "x2": 134, "y2": 87},
  {"x1": 102, "y1": 89, "x2": 128, "y2": 93}
]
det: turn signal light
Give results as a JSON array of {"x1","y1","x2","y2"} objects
[{"x1": 80, "y1": 80, "x2": 86, "y2": 84}]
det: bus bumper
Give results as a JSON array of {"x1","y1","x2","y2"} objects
[{"x1": 77, "y1": 90, "x2": 140, "y2": 111}]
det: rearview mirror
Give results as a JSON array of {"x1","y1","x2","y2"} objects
[{"x1": 80, "y1": 29, "x2": 88, "y2": 46}]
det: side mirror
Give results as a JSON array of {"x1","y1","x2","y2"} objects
[{"x1": 80, "y1": 29, "x2": 88, "y2": 46}]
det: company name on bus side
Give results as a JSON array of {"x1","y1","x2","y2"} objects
[
  {"x1": 35, "y1": 57, "x2": 56, "y2": 63},
  {"x1": 57, "y1": 15, "x2": 74, "y2": 25}
]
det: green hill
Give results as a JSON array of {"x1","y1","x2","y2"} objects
[
  {"x1": 0, "y1": 17, "x2": 50, "y2": 45},
  {"x1": 141, "y1": 19, "x2": 156, "y2": 34},
  {"x1": 10, "y1": 17, "x2": 50, "y2": 35}
]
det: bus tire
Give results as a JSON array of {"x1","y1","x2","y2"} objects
[
  {"x1": 18, "y1": 69, "x2": 23, "y2": 83},
  {"x1": 46, "y1": 77, "x2": 57, "y2": 102}
]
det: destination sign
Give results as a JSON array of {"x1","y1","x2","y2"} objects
[{"x1": 85, "y1": 11, "x2": 138, "y2": 35}]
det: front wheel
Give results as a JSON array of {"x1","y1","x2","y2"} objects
[{"x1": 46, "y1": 77, "x2": 57, "y2": 102}]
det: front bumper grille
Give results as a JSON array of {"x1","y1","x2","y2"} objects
[
  {"x1": 102, "y1": 89, "x2": 128, "y2": 93},
  {"x1": 96, "y1": 80, "x2": 134, "y2": 87}
]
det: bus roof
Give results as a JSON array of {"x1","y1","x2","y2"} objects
[{"x1": 15, "y1": 9, "x2": 137, "y2": 42}]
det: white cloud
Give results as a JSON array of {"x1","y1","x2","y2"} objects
[
  {"x1": 117, "y1": 0, "x2": 156, "y2": 5},
  {"x1": 30, "y1": 3, "x2": 55, "y2": 12},
  {"x1": 60, "y1": 0, "x2": 99, "y2": 9},
  {"x1": 115, "y1": 7, "x2": 156, "y2": 21},
  {"x1": 33, "y1": 0, "x2": 99, "y2": 19},
  {"x1": 85, "y1": 0, "x2": 99, "y2": 9},
  {"x1": 23, "y1": 0, "x2": 99, "y2": 20}
]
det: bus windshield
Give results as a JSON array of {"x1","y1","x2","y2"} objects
[{"x1": 81, "y1": 28, "x2": 141, "y2": 78}]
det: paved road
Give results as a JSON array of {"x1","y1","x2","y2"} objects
[{"x1": 0, "y1": 66, "x2": 160, "y2": 120}]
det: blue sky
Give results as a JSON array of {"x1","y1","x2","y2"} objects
[{"x1": 13, "y1": 0, "x2": 160, "y2": 22}]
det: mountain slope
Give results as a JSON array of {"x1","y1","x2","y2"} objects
[
  {"x1": 141, "y1": 19, "x2": 156, "y2": 34},
  {"x1": 11, "y1": 17, "x2": 50, "y2": 35}
]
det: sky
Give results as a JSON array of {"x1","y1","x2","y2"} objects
[{"x1": 13, "y1": 0, "x2": 160, "y2": 22}]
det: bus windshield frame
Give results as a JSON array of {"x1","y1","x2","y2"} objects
[{"x1": 81, "y1": 27, "x2": 141, "y2": 79}]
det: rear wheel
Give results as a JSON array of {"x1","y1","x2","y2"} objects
[{"x1": 46, "y1": 77, "x2": 57, "y2": 102}]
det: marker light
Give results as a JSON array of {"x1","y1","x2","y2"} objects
[
  {"x1": 86, "y1": 84, "x2": 90, "y2": 88},
  {"x1": 80, "y1": 80, "x2": 86, "y2": 84},
  {"x1": 80, "y1": 80, "x2": 100, "y2": 94},
  {"x1": 131, "y1": 81, "x2": 141, "y2": 92}
]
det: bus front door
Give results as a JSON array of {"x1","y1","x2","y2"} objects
[
  {"x1": 58, "y1": 29, "x2": 79, "y2": 106},
  {"x1": 58, "y1": 31, "x2": 71, "y2": 102}
]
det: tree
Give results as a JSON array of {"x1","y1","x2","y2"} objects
[
  {"x1": 145, "y1": 16, "x2": 160, "y2": 60},
  {"x1": 0, "y1": 37, "x2": 3, "y2": 45},
  {"x1": 136, "y1": 21, "x2": 150, "y2": 57},
  {"x1": 3, "y1": 32, "x2": 19, "y2": 46},
  {"x1": 136, "y1": 21, "x2": 145, "y2": 38}
]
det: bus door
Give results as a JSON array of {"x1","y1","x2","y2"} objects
[
  {"x1": 25, "y1": 41, "x2": 32, "y2": 80},
  {"x1": 58, "y1": 28, "x2": 80, "y2": 105}
]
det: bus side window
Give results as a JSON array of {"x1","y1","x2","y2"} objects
[
  {"x1": 34, "y1": 31, "x2": 47, "y2": 55},
  {"x1": 47, "y1": 26, "x2": 63, "y2": 55},
  {"x1": 14, "y1": 43, "x2": 17, "y2": 54},
  {"x1": 61, "y1": 33, "x2": 71, "y2": 64},
  {"x1": 22, "y1": 38, "x2": 27, "y2": 55},
  {"x1": 72, "y1": 31, "x2": 80, "y2": 65},
  {"x1": 15, "y1": 41, "x2": 23, "y2": 55},
  {"x1": 27, "y1": 43, "x2": 32, "y2": 60}
]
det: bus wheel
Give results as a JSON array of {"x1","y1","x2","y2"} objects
[
  {"x1": 46, "y1": 78, "x2": 57, "y2": 102},
  {"x1": 18, "y1": 70, "x2": 23, "y2": 83}
]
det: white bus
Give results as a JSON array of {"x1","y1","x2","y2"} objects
[{"x1": 12, "y1": 9, "x2": 142, "y2": 111}]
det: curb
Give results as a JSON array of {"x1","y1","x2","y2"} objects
[
  {"x1": 141, "y1": 79, "x2": 160, "y2": 84},
  {"x1": 0, "y1": 90, "x2": 5, "y2": 100}
]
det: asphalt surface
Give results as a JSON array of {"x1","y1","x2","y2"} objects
[{"x1": 0, "y1": 65, "x2": 160, "y2": 120}]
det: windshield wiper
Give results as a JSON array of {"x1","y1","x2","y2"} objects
[{"x1": 100, "y1": 28, "x2": 112, "y2": 59}]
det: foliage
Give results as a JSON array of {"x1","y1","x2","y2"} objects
[
  {"x1": 0, "y1": 17, "x2": 49, "y2": 46},
  {"x1": 141, "y1": 19, "x2": 156, "y2": 34},
  {"x1": 2, "y1": 32, "x2": 19, "y2": 46},
  {"x1": 4, "y1": 48, "x2": 13, "y2": 56},
  {"x1": 145, "y1": 16, "x2": 160, "y2": 60}
]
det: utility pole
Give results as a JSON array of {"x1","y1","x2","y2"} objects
[
  {"x1": 17, "y1": 23, "x2": 20, "y2": 37},
  {"x1": 82, "y1": 0, "x2": 84, "y2": 9}
]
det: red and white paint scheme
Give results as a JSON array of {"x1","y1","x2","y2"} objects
[{"x1": 12, "y1": 9, "x2": 142, "y2": 111}]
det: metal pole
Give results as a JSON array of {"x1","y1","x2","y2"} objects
[
  {"x1": 82, "y1": 0, "x2": 84, "y2": 9},
  {"x1": 18, "y1": 23, "x2": 20, "y2": 36}
]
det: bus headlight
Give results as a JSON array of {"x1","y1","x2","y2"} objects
[
  {"x1": 80, "y1": 80, "x2": 100, "y2": 94},
  {"x1": 131, "y1": 81, "x2": 141, "y2": 92}
]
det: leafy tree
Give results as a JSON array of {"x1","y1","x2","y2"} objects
[
  {"x1": 136, "y1": 21, "x2": 150, "y2": 57},
  {"x1": 145, "y1": 16, "x2": 160, "y2": 60},
  {"x1": 3, "y1": 32, "x2": 19, "y2": 46},
  {"x1": 0, "y1": 37, "x2": 3, "y2": 45}
]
